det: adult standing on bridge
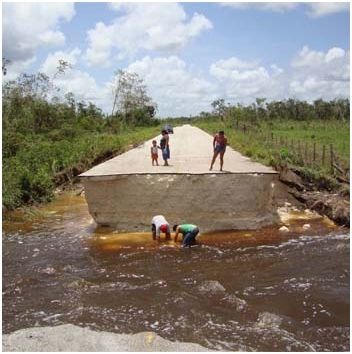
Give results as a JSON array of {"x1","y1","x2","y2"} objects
[
  {"x1": 151, "y1": 215, "x2": 171, "y2": 241},
  {"x1": 173, "y1": 224, "x2": 200, "y2": 247},
  {"x1": 159, "y1": 130, "x2": 170, "y2": 166},
  {"x1": 209, "y1": 130, "x2": 227, "y2": 171}
]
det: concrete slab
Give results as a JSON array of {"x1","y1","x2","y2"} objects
[
  {"x1": 2, "y1": 324, "x2": 211, "y2": 351},
  {"x1": 80, "y1": 124, "x2": 276, "y2": 177}
]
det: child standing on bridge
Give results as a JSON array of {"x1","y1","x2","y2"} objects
[{"x1": 151, "y1": 140, "x2": 159, "y2": 166}]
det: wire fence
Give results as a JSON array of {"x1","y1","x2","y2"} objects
[{"x1": 234, "y1": 121, "x2": 349, "y2": 180}]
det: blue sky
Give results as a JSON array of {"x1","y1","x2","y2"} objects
[{"x1": 3, "y1": 2, "x2": 350, "y2": 117}]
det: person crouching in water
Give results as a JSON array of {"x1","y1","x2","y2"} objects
[
  {"x1": 151, "y1": 140, "x2": 159, "y2": 166},
  {"x1": 151, "y1": 215, "x2": 171, "y2": 241},
  {"x1": 173, "y1": 224, "x2": 199, "y2": 247}
]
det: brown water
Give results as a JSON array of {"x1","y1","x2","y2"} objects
[{"x1": 3, "y1": 192, "x2": 350, "y2": 351}]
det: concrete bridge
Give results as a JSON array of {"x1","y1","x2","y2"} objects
[{"x1": 79, "y1": 125, "x2": 285, "y2": 231}]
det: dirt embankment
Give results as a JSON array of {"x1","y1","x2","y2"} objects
[{"x1": 278, "y1": 166, "x2": 349, "y2": 227}]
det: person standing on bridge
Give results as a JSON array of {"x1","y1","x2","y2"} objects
[
  {"x1": 150, "y1": 140, "x2": 159, "y2": 166},
  {"x1": 173, "y1": 224, "x2": 200, "y2": 247},
  {"x1": 209, "y1": 130, "x2": 227, "y2": 171},
  {"x1": 159, "y1": 130, "x2": 170, "y2": 166},
  {"x1": 151, "y1": 215, "x2": 171, "y2": 241}
]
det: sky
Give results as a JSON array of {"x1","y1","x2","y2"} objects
[{"x1": 2, "y1": 1, "x2": 350, "y2": 117}]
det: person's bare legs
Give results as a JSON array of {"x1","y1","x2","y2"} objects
[
  {"x1": 209, "y1": 151, "x2": 219, "y2": 170},
  {"x1": 220, "y1": 151, "x2": 225, "y2": 171}
]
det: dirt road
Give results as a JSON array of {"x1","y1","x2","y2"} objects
[{"x1": 80, "y1": 124, "x2": 276, "y2": 177}]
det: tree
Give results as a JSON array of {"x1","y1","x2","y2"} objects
[
  {"x1": 211, "y1": 99, "x2": 227, "y2": 120},
  {"x1": 53, "y1": 59, "x2": 72, "y2": 79},
  {"x1": 2, "y1": 57, "x2": 10, "y2": 75},
  {"x1": 111, "y1": 69, "x2": 157, "y2": 125}
]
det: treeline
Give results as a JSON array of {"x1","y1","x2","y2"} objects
[
  {"x1": 3, "y1": 70, "x2": 160, "y2": 211},
  {"x1": 198, "y1": 97, "x2": 350, "y2": 123}
]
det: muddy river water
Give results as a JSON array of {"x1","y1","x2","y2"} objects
[{"x1": 3, "y1": 192, "x2": 350, "y2": 351}]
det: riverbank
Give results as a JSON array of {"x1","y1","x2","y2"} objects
[
  {"x1": 278, "y1": 166, "x2": 349, "y2": 226},
  {"x1": 2, "y1": 324, "x2": 210, "y2": 351},
  {"x1": 3, "y1": 126, "x2": 161, "y2": 213}
]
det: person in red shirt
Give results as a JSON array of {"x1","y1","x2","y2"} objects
[{"x1": 209, "y1": 130, "x2": 227, "y2": 171}]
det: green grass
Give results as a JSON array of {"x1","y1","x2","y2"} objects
[
  {"x1": 193, "y1": 117, "x2": 349, "y2": 187},
  {"x1": 3, "y1": 126, "x2": 161, "y2": 211}
]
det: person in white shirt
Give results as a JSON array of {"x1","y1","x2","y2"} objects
[{"x1": 151, "y1": 215, "x2": 171, "y2": 241}]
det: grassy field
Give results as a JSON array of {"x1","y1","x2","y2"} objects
[
  {"x1": 193, "y1": 117, "x2": 349, "y2": 186},
  {"x1": 3, "y1": 126, "x2": 161, "y2": 211}
]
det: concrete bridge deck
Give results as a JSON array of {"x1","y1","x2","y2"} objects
[
  {"x1": 79, "y1": 125, "x2": 282, "y2": 231},
  {"x1": 79, "y1": 125, "x2": 276, "y2": 177}
]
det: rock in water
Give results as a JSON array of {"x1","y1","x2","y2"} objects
[
  {"x1": 302, "y1": 224, "x2": 311, "y2": 230},
  {"x1": 256, "y1": 312, "x2": 282, "y2": 329},
  {"x1": 2, "y1": 324, "x2": 210, "y2": 351},
  {"x1": 221, "y1": 294, "x2": 248, "y2": 312},
  {"x1": 197, "y1": 280, "x2": 226, "y2": 295}
]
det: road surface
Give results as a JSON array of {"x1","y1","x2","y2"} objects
[{"x1": 80, "y1": 124, "x2": 276, "y2": 177}]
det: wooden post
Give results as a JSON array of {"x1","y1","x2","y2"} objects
[
  {"x1": 298, "y1": 140, "x2": 301, "y2": 156},
  {"x1": 330, "y1": 144, "x2": 334, "y2": 173},
  {"x1": 271, "y1": 132, "x2": 273, "y2": 142},
  {"x1": 322, "y1": 145, "x2": 325, "y2": 166},
  {"x1": 313, "y1": 142, "x2": 316, "y2": 164}
]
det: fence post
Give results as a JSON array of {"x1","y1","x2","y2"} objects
[
  {"x1": 298, "y1": 140, "x2": 301, "y2": 156},
  {"x1": 322, "y1": 145, "x2": 325, "y2": 166},
  {"x1": 330, "y1": 144, "x2": 334, "y2": 173}
]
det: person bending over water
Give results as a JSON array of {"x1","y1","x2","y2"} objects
[
  {"x1": 209, "y1": 130, "x2": 227, "y2": 171},
  {"x1": 173, "y1": 224, "x2": 199, "y2": 247},
  {"x1": 151, "y1": 215, "x2": 171, "y2": 241}
]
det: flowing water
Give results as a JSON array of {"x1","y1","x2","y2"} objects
[{"x1": 3, "y1": 192, "x2": 350, "y2": 351}]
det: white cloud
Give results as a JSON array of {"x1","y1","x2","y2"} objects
[
  {"x1": 221, "y1": 2, "x2": 298, "y2": 12},
  {"x1": 289, "y1": 46, "x2": 350, "y2": 99},
  {"x1": 39, "y1": 31, "x2": 66, "y2": 46},
  {"x1": 3, "y1": 3, "x2": 75, "y2": 63},
  {"x1": 126, "y1": 56, "x2": 216, "y2": 116},
  {"x1": 39, "y1": 49, "x2": 110, "y2": 107},
  {"x1": 306, "y1": 2, "x2": 349, "y2": 17},
  {"x1": 40, "y1": 48, "x2": 81, "y2": 77},
  {"x1": 222, "y1": 2, "x2": 349, "y2": 17},
  {"x1": 210, "y1": 57, "x2": 285, "y2": 102},
  {"x1": 207, "y1": 45, "x2": 349, "y2": 106},
  {"x1": 2, "y1": 57, "x2": 37, "y2": 82},
  {"x1": 85, "y1": 3, "x2": 212, "y2": 66}
]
